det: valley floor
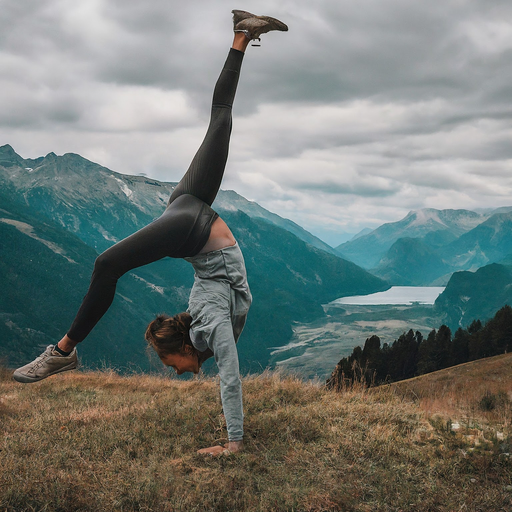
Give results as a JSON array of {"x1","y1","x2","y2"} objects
[
  {"x1": 271, "y1": 303, "x2": 443, "y2": 380},
  {"x1": 1, "y1": 362, "x2": 511, "y2": 512}
]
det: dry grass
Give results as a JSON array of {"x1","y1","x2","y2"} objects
[
  {"x1": 0, "y1": 364, "x2": 511, "y2": 512},
  {"x1": 387, "y1": 352, "x2": 512, "y2": 428}
]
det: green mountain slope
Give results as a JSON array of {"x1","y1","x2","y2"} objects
[
  {"x1": 0, "y1": 191, "x2": 191, "y2": 371},
  {"x1": 337, "y1": 207, "x2": 512, "y2": 286},
  {"x1": 372, "y1": 237, "x2": 452, "y2": 285},
  {"x1": 439, "y1": 212, "x2": 512, "y2": 270},
  {"x1": 434, "y1": 262, "x2": 512, "y2": 329}
]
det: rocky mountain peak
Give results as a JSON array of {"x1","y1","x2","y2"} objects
[
  {"x1": 406, "y1": 209, "x2": 446, "y2": 228},
  {"x1": 0, "y1": 144, "x2": 25, "y2": 167},
  {"x1": 0, "y1": 143, "x2": 16, "y2": 155},
  {"x1": 43, "y1": 152, "x2": 58, "y2": 161}
]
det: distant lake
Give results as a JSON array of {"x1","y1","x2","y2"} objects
[{"x1": 332, "y1": 286, "x2": 445, "y2": 306}]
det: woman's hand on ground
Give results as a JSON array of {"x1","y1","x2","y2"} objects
[{"x1": 197, "y1": 440, "x2": 243, "y2": 456}]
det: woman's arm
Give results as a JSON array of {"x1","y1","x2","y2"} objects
[{"x1": 189, "y1": 298, "x2": 244, "y2": 455}]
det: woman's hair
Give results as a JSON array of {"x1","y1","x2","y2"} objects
[{"x1": 145, "y1": 312, "x2": 194, "y2": 359}]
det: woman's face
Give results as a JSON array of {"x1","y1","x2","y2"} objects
[{"x1": 161, "y1": 350, "x2": 200, "y2": 375}]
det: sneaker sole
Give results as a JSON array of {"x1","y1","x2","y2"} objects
[{"x1": 12, "y1": 362, "x2": 78, "y2": 384}]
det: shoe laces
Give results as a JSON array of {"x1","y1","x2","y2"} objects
[{"x1": 28, "y1": 346, "x2": 55, "y2": 373}]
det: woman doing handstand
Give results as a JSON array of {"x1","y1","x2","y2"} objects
[{"x1": 13, "y1": 10, "x2": 288, "y2": 456}]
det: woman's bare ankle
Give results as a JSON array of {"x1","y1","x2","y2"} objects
[
  {"x1": 232, "y1": 32, "x2": 250, "y2": 52},
  {"x1": 57, "y1": 335, "x2": 77, "y2": 353}
]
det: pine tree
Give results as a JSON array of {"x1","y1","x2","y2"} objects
[
  {"x1": 387, "y1": 329, "x2": 419, "y2": 381},
  {"x1": 417, "y1": 329, "x2": 437, "y2": 374},
  {"x1": 451, "y1": 327, "x2": 470, "y2": 365},
  {"x1": 488, "y1": 305, "x2": 512, "y2": 354},
  {"x1": 468, "y1": 319, "x2": 483, "y2": 334},
  {"x1": 361, "y1": 335, "x2": 381, "y2": 385},
  {"x1": 434, "y1": 325, "x2": 452, "y2": 370}
]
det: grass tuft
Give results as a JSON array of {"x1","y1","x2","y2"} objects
[{"x1": 478, "y1": 390, "x2": 510, "y2": 412}]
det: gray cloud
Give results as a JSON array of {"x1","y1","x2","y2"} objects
[{"x1": 1, "y1": 0, "x2": 512, "y2": 246}]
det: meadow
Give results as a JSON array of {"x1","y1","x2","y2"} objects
[{"x1": 1, "y1": 357, "x2": 511, "y2": 512}]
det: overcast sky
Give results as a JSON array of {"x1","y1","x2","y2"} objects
[{"x1": 1, "y1": 0, "x2": 511, "y2": 246}]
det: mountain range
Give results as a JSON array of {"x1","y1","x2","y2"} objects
[
  {"x1": 337, "y1": 207, "x2": 512, "y2": 286},
  {"x1": 3, "y1": 143, "x2": 512, "y2": 374},
  {"x1": 0, "y1": 145, "x2": 386, "y2": 372}
]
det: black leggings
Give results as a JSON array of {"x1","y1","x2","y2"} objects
[{"x1": 67, "y1": 48, "x2": 244, "y2": 343}]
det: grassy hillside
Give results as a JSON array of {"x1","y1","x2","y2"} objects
[
  {"x1": 388, "y1": 352, "x2": 512, "y2": 424},
  {"x1": 1, "y1": 360, "x2": 511, "y2": 511}
]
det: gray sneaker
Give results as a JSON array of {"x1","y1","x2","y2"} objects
[
  {"x1": 13, "y1": 345, "x2": 78, "y2": 383},
  {"x1": 232, "y1": 10, "x2": 288, "y2": 43}
]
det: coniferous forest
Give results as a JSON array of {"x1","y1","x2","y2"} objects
[{"x1": 326, "y1": 305, "x2": 512, "y2": 390}]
